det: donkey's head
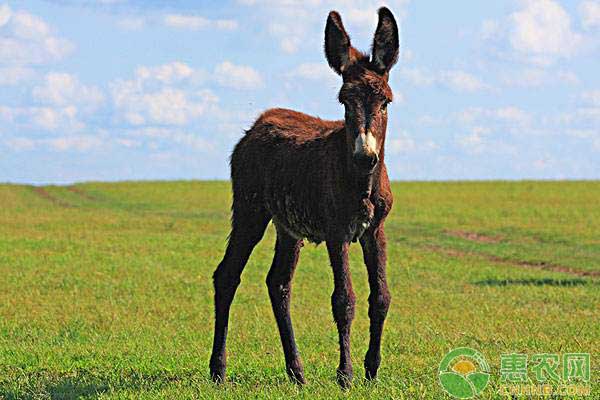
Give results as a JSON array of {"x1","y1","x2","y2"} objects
[{"x1": 325, "y1": 7, "x2": 399, "y2": 176}]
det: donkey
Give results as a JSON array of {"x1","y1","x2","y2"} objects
[{"x1": 210, "y1": 7, "x2": 399, "y2": 387}]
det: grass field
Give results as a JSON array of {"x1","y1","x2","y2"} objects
[{"x1": 0, "y1": 180, "x2": 598, "y2": 399}]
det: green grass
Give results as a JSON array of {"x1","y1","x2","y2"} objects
[{"x1": 0, "y1": 181, "x2": 598, "y2": 399}]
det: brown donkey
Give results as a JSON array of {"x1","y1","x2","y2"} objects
[{"x1": 210, "y1": 7, "x2": 399, "y2": 387}]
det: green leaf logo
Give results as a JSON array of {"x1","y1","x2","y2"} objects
[{"x1": 438, "y1": 347, "x2": 490, "y2": 399}]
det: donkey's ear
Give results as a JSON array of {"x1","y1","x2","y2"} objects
[
  {"x1": 371, "y1": 7, "x2": 400, "y2": 74},
  {"x1": 325, "y1": 11, "x2": 354, "y2": 75}
]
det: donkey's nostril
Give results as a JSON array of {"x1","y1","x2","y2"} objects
[
  {"x1": 371, "y1": 154, "x2": 379, "y2": 167},
  {"x1": 353, "y1": 153, "x2": 378, "y2": 171}
]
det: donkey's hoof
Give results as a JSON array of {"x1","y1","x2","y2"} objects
[
  {"x1": 365, "y1": 367, "x2": 379, "y2": 381},
  {"x1": 210, "y1": 369, "x2": 226, "y2": 383},
  {"x1": 336, "y1": 368, "x2": 353, "y2": 389},
  {"x1": 364, "y1": 361, "x2": 380, "y2": 381},
  {"x1": 364, "y1": 351, "x2": 381, "y2": 381},
  {"x1": 286, "y1": 366, "x2": 306, "y2": 385},
  {"x1": 209, "y1": 360, "x2": 226, "y2": 383}
]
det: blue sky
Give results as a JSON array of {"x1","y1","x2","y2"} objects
[{"x1": 0, "y1": 0, "x2": 599, "y2": 183}]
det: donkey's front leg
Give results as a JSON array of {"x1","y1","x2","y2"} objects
[
  {"x1": 359, "y1": 224, "x2": 391, "y2": 380},
  {"x1": 326, "y1": 240, "x2": 356, "y2": 388}
]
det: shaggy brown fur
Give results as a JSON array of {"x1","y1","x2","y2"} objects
[{"x1": 210, "y1": 7, "x2": 399, "y2": 388}]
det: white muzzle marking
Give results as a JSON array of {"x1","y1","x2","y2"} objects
[{"x1": 354, "y1": 130, "x2": 378, "y2": 156}]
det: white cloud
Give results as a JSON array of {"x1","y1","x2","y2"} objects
[
  {"x1": 111, "y1": 60, "x2": 263, "y2": 128},
  {"x1": 345, "y1": 8, "x2": 378, "y2": 26},
  {"x1": 578, "y1": 108, "x2": 600, "y2": 120},
  {"x1": 113, "y1": 85, "x2": 217, "y2": 126},
  {"x1": 215, "y1": 19, "x2": 238, "y2": 30},
  {"x1": 399, "y1": 67, "x2": 435, "y2": 86},
  {"x1": 117, "y1": 17, "x2": 145, "y2": 30},
  {"x1": 95, "y1": 0, "x2": 126, "y2": 4},
  {"x1": 453, "y1": 104, "x2": 600, "y2": 144},
  {"x1": 455, "y1": 126, "x2": 519, "y2": 155},
  {"x1": 214, "y1": 61, "x2": 264, "y2": 90},
  {"x1": 509, "y1": 0, "x2": 583, "y2": 64},
  {"x1": 416, "y1": 114, "x2": 442, "y2": 126},
  {"x1": 5, "y1": 134, "x2": 103, "y2": 152},
  {"x1": 471, "y1": 126, "x2": 492, "y2": 135},
  {"x1": 567, "y1": 128, "x2": 598, "y2": 139},
  {"x1": 111, "y1": 62, "x2": 219, "y2": 126},
  {"x1": 142, "y1": 89, "x2": 205, "y2": 125},
  {"x1": 481, "y1": 19, "x2": 501, "y2": 40},
  {"x1": 127, "y1": 127, "x2": 215, "y2": 151},
  {"x1": 579, "y1": 1, "x2": 600, "y2": 29},
  {"x1": 567, "y1": 108, "x2": 600, "y2": 125},
  {"x1": 4, "y1": 137, "x2": 35, "y2": 150},
  {"x1": 10, "y1": 10, "x2": 51, "y2": 39},
  {"x1": 0, "y1": 105, "x2": 11, "y2": 121},
  {"x1": 581, "y1": 90, "x2": 600, "y2": 106},
  {"x1": 532, "y1": 156, "x2": 554, "y2": 170},
  {"x1": 0, "y1": 66, "x2": 34, "y2": 85},
  {"x1": 400, "y1": 67, "x2": 488, "y2": 92},
  {"x1": 456, "y1": 106, "x2": 532, "y2": 129},
  {"x1": 238, "y1": 1, "x2": 409, "y2": 54},
  {"x1": 388, "y1": 133, "x2": 415, "y2": 154},
  {"x1": 268, "y1": 21, "x2": 304, "y2": 54},
  {"x1": 495, "y1": 106, "x2": 532, "y2": 124},
  {"x1": 387, "y1": 131, "x2": 438, "y2": 155},
  {"x1": 0, "y1": 4, "x2": 11, "y2": 27},
  {"x1": 0, "y1": 71, "x2": 105, "y2": 134},
  {"x1": 481, "y1": 0, "x2": 588, "y2": 66},
  {"x1": 456, "y1": 132, "x2": 486, "y2": 154},
  {"x1": 438, "y1": 70, "x2": 488, "y2": 92},
  {"x1": 288, "y1": 63, "x2": 329, "y2": 80},
  {"x1": 556, "y1": 107, "x2": 600, "y2": 125},
  {"x1": 33, "y1": 72, "x2": 104, "y2": 112},
  {"x1": 0, "y1": 105, "x2": 84, "y2": 131},
  {"x1": 31, "y1": 106, "x2": 83, "y2": 131},
  {"x1": 0, "y1": 5, "x2": 73, "y2": 65},
  {"x1": 164, "y1": 14, "x2": 210, "y2": 30},
  {"x1": 164, "y1": 14, "x2": 238, "y2": 31},
  {"x1": 48, "y1": 135, "x2": 103, "y2": 151},
  {"x1": 286, "y1": 62, "x2": 337, "y2": 86},
  {"x1": 116, "y1": 138, "x2": 141, "y2": 148},
  {"x1": 116, "y1": 14, "x2": 237, "y2": 32},
  {"x1": 135, "y1": 62, "x2": 199, "y2": 84},
  {"x1": 501, "y1": 68, "x2": 579, "y2": 87}
]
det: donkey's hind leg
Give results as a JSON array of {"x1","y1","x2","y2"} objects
[
  {"x1": 210, "y1": 204, "x2": 270, "y2": 382},
  {"x1": 266, "y1": 227, "x2": 305, "y2": 384}
]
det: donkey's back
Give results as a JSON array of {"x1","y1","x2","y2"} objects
[{"x1": 232, "y1": 107, "x2": 343, "y2": 172}]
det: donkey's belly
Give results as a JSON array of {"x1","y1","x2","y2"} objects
[
  {"x1": 268, "y1": 195, "x2": 327, "y2": 243},
  {"x1": 267, "y1": 195, "x2": 374, "y2": 244}
]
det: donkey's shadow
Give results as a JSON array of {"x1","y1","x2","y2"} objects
[
  {"x1": 1, "y1": 380, "x2": 108, "y2": 400},
  {"x1": 0, "y1": 370, "x2": 205, "y2": 400}
]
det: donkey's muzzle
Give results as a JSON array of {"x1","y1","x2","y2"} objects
[{"x1": 353, "y1": 152, "x2": 379, "y2": 173}]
